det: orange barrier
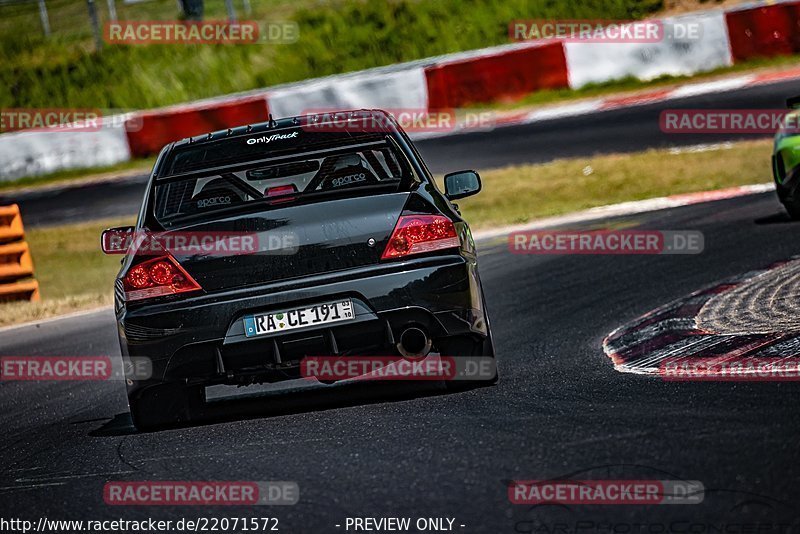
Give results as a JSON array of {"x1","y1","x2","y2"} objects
[
  {"x1": 0, "y1": 242, "x2": 34, "y2": 281},
  {"x1": 0, "y1": 280, "x2": 39, "y2": 303},
  {"x1": 0, "y1": 204, "x2": 24, "y2": 243},
  {"x1": 0, "y1": 204, "x2": 39, "y2": 302}
]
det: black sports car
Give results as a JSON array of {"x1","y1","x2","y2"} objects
[{"x1": 103, "y1": 110, "x2": 496, "y2": 430}]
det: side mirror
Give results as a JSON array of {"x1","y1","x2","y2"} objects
[
  {"x1": 444, "y1": 170, "x2": 482, "y2": 201},
  {"x1": 101, "y1": 226, "x2": 135, "y2": 254}
]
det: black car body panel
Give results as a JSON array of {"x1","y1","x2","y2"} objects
[
  {"x1": 120, "y1": 254, "x2": 485, "y2": 389},
  {"x1": 112, "y1": 110, "x2": 494, "y2": 428},
  {"x1": 167, "y1": 192, "x2": 410, "y2": 290}
]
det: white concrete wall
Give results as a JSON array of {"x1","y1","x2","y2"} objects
[
  {"x1": 564, "y1": 11, "x2": 732, "y2": 89},
  {"x1": 0, "y1": 123, "x2": 131, "y2": 182},
  {"x1": 267, "y1": 67, "x2": 429, "y2": 118}
]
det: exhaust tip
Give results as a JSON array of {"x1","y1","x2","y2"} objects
[{"x1": 397, "y1": 327, "x2": 431, "y2": 359}]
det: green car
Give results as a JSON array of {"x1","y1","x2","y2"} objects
[{"x1": 774, "y1": 96, "x2": 800, "y2": 218}]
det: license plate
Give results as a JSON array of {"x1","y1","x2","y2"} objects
[{"x1": 244, "y1": 299, "x2": 354, "y2": 337}]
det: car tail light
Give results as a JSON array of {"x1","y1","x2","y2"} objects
[
  {"x1": 122, "y1": 255, "x2": 201, "y2": 302},
  {"x1": 381, "y1": 215, "x2": 460, "y2": 260},
  {"x1": 266, "y1": 185, "x2": 297, "y2": 204}
]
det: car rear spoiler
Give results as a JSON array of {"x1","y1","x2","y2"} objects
[{"x1": 787, "y1": 96, "x2": 800, "y2": 109}]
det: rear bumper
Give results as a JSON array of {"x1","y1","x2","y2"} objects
[{"x1": 117, "y1": 255, "x2": 486, "y2": 398}]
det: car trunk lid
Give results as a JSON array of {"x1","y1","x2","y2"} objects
[{"x1": 166, "y1": 192, "x2": 408, "y2": 291}]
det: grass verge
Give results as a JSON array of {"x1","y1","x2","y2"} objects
[
  {"x1": 0, "y1": 138, "x2": 774, "y2": 327},
  {"x1": 2, "y1": 0, "x2": 786, "y2": 115},
  {"x1": 1, "y1": 0, "x2": 666, "y2": 110},
  {"x1": 0, "y1": 217, "x2": 133, "y2": 328},
  {"x1": 440, "y1": 139, "x2": 773, "y2": 228},
  {"x1": 0, "y1": 158, "x2": 155, "y2": 193},
  {"x1": 3, "y1": 51, "x2": 795, "y2": 190}
]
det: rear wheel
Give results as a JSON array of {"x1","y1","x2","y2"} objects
[
  {"x1": 776, "y1": 182, "x2": 800, "y2": 220},
  {"x1": 129, "y1": 383, "x2": 204, "y2": 431},
  {"x1": 783, "y1": 198, "x2": 800, "y2": 220}
]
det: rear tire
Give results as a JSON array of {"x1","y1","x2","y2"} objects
[
  {"x1": 783, "y1": 199, "x2": 800, "y2": 220},
  {"x1": 438, "y1": 295, "x2": 498, "y2": 392},
  {"x1": 129, "y1": 383, "x2": 204, "y2": 431},
  {"x1": 776, "y1": 182, "x2": 800, "y2": 220}
]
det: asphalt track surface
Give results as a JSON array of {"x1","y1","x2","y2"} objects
[
  {"x1": 2, "y1": 190, "x2": 800, "y2": 530},
  {"x1": 4, "y1": 78, "x2": 799, "y2": 228}
]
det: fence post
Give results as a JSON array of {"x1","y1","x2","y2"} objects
[
  {"x1": 224, "y1": 0, "x2": 236, "y2": 23},
  {"x1": 86, "y1": 0, "x2": 103, "y2": 51},
  {"x1": 38, "y1": 0, "x2": 51, "y2": 36},
  {"x1": 106, "y1": 0, "x2": 117, "y2": 22}
]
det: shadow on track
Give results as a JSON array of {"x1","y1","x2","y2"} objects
[
  {"x1": 89, "y1": 379, "x2": 479, "y2": 436},
  {"x1": 754, "y1": 211, "x2": 798, "y2": 225}
]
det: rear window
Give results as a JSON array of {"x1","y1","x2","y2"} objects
[
  {"x1": 153, "y1": 139, "x2": 418, "y2": 228},
  {"x1": 164, "y1": 128, "x2": 385, "y2": 175}
]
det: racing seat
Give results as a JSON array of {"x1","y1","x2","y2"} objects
[{"x1": 306, "y1": 154, "x2": 379, "y2": 191}]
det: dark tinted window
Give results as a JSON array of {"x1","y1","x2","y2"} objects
[
  {"x1": 165, "y1": 129, "x2": 385, "y2": 175},
  {"x1": 153, "y1": 140, "x2": 417, "y2": 228}
]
